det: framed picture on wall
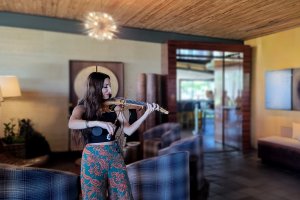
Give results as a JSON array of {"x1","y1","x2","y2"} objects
[
  {"x1": 292, "y1": 68, "x2": 300, "y2": 110},
  {"x1": 265, "y1": 69, "x2": 292, "y2": 110}
]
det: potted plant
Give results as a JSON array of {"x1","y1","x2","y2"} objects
[
  {"x1": 1, "y1": 118, "x2": 51, "y2": 159},
  {"x1": 1, "y1": 119, "x2": 26, "y2": 158},
  {"x1": 18, "y1": 118, "x2": 51, "y2": 159}
]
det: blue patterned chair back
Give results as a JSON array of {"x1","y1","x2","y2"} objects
[
  {"x1": 127, "y1": 151, "x2": 190, "y2": 200},
  {"x1": 0, "y1": 164, "x2": 80, "y2": 200},
  {"x1": 158, "y1": 135, "x2": 204, "y2": 192}
]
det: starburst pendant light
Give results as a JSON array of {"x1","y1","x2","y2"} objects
[{"x1": 84, "y1": 10, "x2": 117, "y2": 41}]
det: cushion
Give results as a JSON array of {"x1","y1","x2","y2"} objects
[
  {"x1": 280, "y1": 126, "x2": 292, "y2": 138},
  {"x1": 292, "y1": 123, "x2": 300, "y2": 141},
  {"x1": 258, "y1": 136, "x2": 300, "y2": 150}
]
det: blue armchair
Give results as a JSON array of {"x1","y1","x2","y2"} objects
[
  {"x1": 143, "y1": 123, "x2": 181, "y2": 158},
  {"x1": 127, "y1": 151, "x2": 190, "y2": 200},
  {"x1": 159, "y1": 135, "x2": 209, "y2": 200},
  {"x1": 0, "y1": 164, "x2": 80, "y2": 200}
]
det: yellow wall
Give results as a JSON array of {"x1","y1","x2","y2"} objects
[
  {"x1": 245, "y1": 27, "x2": 300, "y2": 148},
  {"x1": 0, "y1": 27, "x2": 161, "y2": 152}
]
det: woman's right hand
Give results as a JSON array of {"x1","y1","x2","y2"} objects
[{"x1": 100, "y1": 121, "x2": 116, "y2": 136}]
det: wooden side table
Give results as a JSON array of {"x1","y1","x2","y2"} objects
[{"x1": 124, "y1": 141, "x2": 140, "y2": 164}]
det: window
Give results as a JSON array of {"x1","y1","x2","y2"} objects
[{"x1": 179, "y1": 79, "x2": 214, "y2": 100}]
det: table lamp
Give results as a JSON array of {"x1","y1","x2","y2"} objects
[
  {"x1": 0, "y1": 75, "x2": 21, "y2": 138},
  {"x1": 0, "y1": 76, "x2": 21, "y2": 101}
]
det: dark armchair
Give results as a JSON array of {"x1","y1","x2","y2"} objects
[{"x1": 143, "y1": 122, "x2": 181, "y2": 158}]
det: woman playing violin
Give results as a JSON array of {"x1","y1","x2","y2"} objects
[{"x1": 68, "y1": 72, "x2": 159, "y2": 200}]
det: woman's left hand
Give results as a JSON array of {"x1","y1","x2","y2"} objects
[{"x1": 145, "y1": 103, "x2": 159, "y2": 114}]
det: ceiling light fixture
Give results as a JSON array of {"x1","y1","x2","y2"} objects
[{"x1": 83, "y1": 1, "x2": 117, "y2": 41}]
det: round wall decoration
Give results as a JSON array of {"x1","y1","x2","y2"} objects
[{"x1": 74, "y1": 65, "x2": 119, "y2": 100}]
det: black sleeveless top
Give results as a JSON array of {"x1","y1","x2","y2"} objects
[{"x1": 81, "y1": 109, "x2": 120, "y2": 144}]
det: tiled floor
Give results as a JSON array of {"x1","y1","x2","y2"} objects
[
  {"x1": 182, "y1": 128, "x2": 236, "y2": 153},
  {"x1": 205, "y1": 151, "x2": 300, "y2": 200},
  {"x1": 183, "y1": 129, "x2": 300, "y2": 200}
]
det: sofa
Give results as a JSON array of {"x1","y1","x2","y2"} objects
[
  {"x1": 258, "y1": 126, "x2": 300, "y2": 170},
  {"x1": 0, "y1": 164, "x2": 80, "y2": 200}
]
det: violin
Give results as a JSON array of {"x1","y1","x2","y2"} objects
[{"x1": 102, "y1": 97, "x2": 169, "y2": 114}]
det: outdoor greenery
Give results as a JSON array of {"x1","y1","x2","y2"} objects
[{"x1": 180, "y1": 80, "x2": 214, "y2": 100}]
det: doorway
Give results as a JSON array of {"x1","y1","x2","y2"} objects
[{"x1": 162, "y1": 41, "x2": 251, "y2": 152}]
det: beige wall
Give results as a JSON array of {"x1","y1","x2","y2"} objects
[
  {"x1": 245, "y1": 27, "x2": 300, "y2": 148},
  {"x1": 0, "y1": 26, "x2": 161, "y2": 152}
]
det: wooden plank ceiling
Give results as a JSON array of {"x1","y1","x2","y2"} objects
[{"x1": 1, "y1": 0, "x2": 300, "y2": 40}]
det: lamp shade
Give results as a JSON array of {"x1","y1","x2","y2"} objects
[
  {"x1": 0, "y1": 76, "x2": 21, "y2": 98},
  {"x1": 0, "y1": 87, "x2": 3, "y2": 101}
]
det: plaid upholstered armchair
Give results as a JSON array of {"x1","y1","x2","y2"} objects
[
  {"x1": 143, "y1": 122, "x2": 181, "y2": 158},
  {"x1": 127, "y1": 151, "x2": 190, "y2": 200},
  {"x1": 0, "y1": 164, "x2": 80, "y2": 200},
  {"x1": 159, "y1": 135, "x2": 209, "y2": 200}
]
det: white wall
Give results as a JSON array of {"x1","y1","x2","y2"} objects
[{"x1": 0, "y1": 26, "x2": 161, "y2": 151}]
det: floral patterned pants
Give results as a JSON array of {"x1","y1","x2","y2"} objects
[{"x1": 81, "y1": 142, "x2": 133, "y2": 200}]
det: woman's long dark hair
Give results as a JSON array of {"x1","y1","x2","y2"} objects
[{"x1": 80, "y1": 72, "x2": 110, "y2": 120}]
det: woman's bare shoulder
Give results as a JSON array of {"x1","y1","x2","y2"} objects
[
  {"x1": 69, "y1": 105, "x2": 86, "y2": 120},
  {"x1": 72, "y1": 105, "x2": 86, "y2": 114}
]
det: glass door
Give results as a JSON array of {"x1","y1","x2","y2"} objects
[{"x1": 223, "y1": 52, "x2": 243, "y2": 149}]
